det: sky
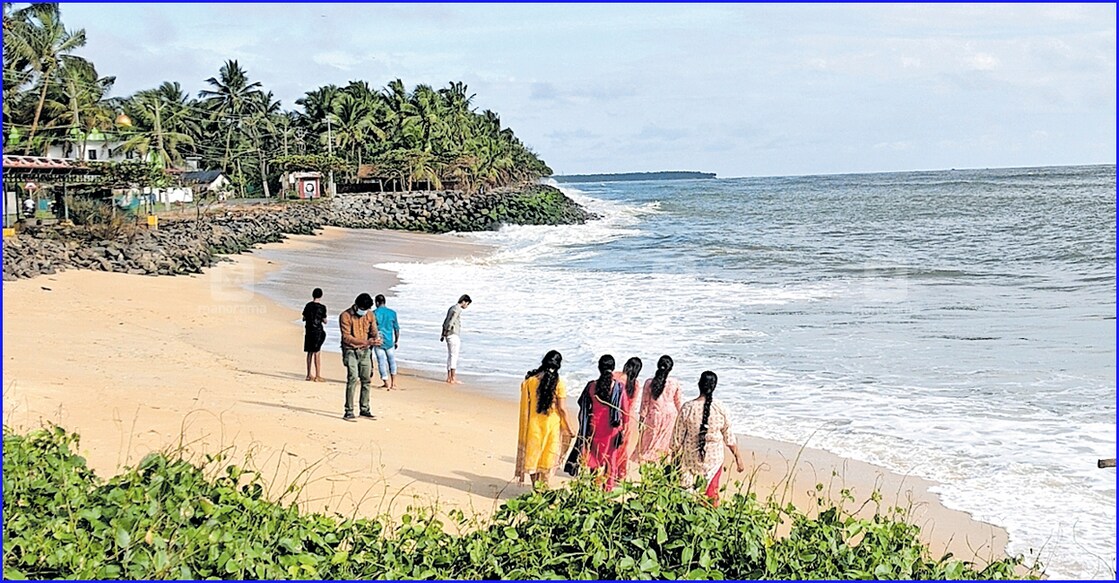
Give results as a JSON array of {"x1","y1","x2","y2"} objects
[{"x1": 52, "y1": 3, "x2": 1117, "y2": 178}]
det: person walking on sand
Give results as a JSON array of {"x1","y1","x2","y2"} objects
[
  {"x1": 440, "y1": 294, "x2": 471, "y2": 384},
  {"x1": 515, "y1": 350, "x2": 575, "y2": 486},
  {"x1": 584, "y1": 354, "x2": 630, "y2": 491},
  {"x1": 615, "y1": 356, "x2": 643, "y2": 475},
  {"x1": 301, "y1": 288, "x2": 328, "y2": 382},
  {"x1": 632, "y1": 355, "x2": 682, "y2": 464},
  {"x1": 373, "y1": 294, "x2": 400, "y2": 391},
  {"x1": 671, "y1": 371, "x2": 746, "y2": 505},
  {"x1": 339, "y1": 293, "x2": 381, "y2": 421}
]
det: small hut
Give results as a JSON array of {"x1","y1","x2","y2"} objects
[{"x1": 282, "y1": 171, "x2": 323, "y2": 199}]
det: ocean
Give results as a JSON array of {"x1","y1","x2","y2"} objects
[{"x1": 258, "y1": 164, "x2": 1116, "y2": 579}]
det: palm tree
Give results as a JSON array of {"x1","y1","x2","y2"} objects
[
  {"x1": 119, "y1": 82, "x2": 199, "y2": 167},
  {"x1": 273, "y1": 111, "x2": 303, "y2": 157},
  {"x1": 2, "y1": 3, "x2": 40, "y2": 97},
  {"x1": 407, "y1": 84, "x2": 446, "y2": 152},
  {"x1": 294, "y1": 84, "x2": 339, "y2": 148},
  {"x1": 199, "y1": 60, "x2": 263, "y2": 173},
  {"x1": 438, "y1": 81, "x2": 475, "y2": 147},
  {"x1": 4, "y1": 3, "x2": 89, "y2": 153},
  {"x1": 327, "y1": 92, "x2": 384, "y2": 168},
  {"x1": 243, "y1": 90, "x2": 281, "y2": 197},
  {"x1": 382, "y1": 78, "x2": 417, "y2": 148},
  {"x1": 42, "y1": 60, "x2": 115, "y2": 159}
]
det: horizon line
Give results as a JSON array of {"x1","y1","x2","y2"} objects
[{"x1": 555, "y1": 161, "x2": 1115, "y2": 181}]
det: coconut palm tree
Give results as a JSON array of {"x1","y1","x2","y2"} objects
[
  {"x1": 243, "y1": 90, "x2": 281, "y2": 197},
  {"x1": 407, "y1": 84, "x2": 446, "y2": 152},
  {"x1": 4, "y1": 3, "x2": 89, "y2": 153},
  {"x1": 118, "y1": 82, "x2": 199, "y2": 167},
  {"x1": 382, "y1": 78, "x2": 418, "y2": 148},
  {"x1": 42, "y1": 60, "x2": 115, "y2": 159},
  {"x1": 294, "y1": 84, "x2": 339, "y2": 145},
  {"x1": 199, "y1": 60, "x2": 263, "y2": 173},
  {"x1": 327, "y1": 92, "x2": 383, "y2": 168},
  {"x1": 273, "y1": 111, "x2": 303, "y2": 157},
  {"x1": 438, "y1": 81, "x2": 475, "y2": 148}
]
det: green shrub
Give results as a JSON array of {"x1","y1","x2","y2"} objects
[{"x1": 2, "y1": 427, "x2": 1041, "y2": 580}]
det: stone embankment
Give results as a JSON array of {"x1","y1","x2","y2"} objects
[{"x1": 2, "y1": 185, "x2": 594, "y2": 280}]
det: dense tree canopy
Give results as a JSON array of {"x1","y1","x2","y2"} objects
[{"x1": 2, "y1": 2, "x2": 552, "y2": 196}]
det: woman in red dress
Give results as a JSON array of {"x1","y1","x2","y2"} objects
[{"x1": 584, "y1": 354, "x2": 628, "y2": 490}]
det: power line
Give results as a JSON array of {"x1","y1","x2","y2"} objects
[{"x1": 3, "y1": 72, "x2": 293, "y2": 123}]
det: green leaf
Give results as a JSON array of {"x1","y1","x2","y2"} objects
[{"x1": 114, "y1": 528, "x2": 131, "y2": 549}]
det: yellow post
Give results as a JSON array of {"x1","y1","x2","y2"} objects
[
  {"x1": 2, "y1": 227, "x2": 15, "y2": 238},
  {"x1": 147, "y1": 215, "x2": 159, "y2": 230}
]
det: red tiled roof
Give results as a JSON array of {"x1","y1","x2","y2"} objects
[{"x1": 2, "y1": 155, "x2": 84, "y2": 170}]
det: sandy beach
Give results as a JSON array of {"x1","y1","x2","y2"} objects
[{"x1": 2, "y1": 228, "x2": 1010, "y2": 565}]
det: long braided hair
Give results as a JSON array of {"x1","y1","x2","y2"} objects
[
  {"x1": 622, "y1": 357, "x2": 643, "y2": 399},
  {"x1": 525, "y1": 350, "x2": 563, "y2": 414},
  {"x1": 650, "y1": 355, "x2": 673, "y2": 400},
  {"x1": 696, "y1": 371, "x2": 718, "y2": 462},
  {"x1": 594, "y1": 354, "x2": 616, "y2": 402}
]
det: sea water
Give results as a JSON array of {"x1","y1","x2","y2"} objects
[{"x1": 260, "y1": 165, "x2": 1116, "y2": 578}]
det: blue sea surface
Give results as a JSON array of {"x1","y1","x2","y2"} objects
[{"x1": 263, "y1": 164, "x2": 1117, "y2": 578}]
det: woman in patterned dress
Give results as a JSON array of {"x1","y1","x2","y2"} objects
[{"x1": 671, "y1": 370, "x2": 746, "y2": 504}]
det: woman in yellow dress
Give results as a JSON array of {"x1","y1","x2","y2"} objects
[{"x1": 515, "y1": 350, "x2": 575, "y2": 486}]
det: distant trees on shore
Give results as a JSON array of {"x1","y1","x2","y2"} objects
[{"x1": 2, "y1": 2, "x2": 552, "y2": 196}]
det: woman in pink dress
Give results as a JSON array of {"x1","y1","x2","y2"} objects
[
  {"x1": 585, "y1": 354, "x2": 628, "y2": 491},
  {"x1": 614, "y1": 356, "x2": 643, "y2": 476},
  {"x1": 632, "y1": 355, "x2": 682, "y2": 464}
]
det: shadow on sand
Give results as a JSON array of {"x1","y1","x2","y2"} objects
[
  {"x1": 241, "y1": 399, "x2": 339, "y2": 420},
  {"x1": 238, "y1": 369, "x2": 339, "y2": 383},
  {"x1": 398, "y1": 468, "x2": 530, "y2": 503}
]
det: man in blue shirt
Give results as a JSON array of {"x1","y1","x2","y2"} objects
[{"x1": 373, "y1": 294, "x2": 401, "y2": 390}]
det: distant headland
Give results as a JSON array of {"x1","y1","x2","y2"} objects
[{"x1": 552, "y1": 171, "x2": 716, "y2": 183}]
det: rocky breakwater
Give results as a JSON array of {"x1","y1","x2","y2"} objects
[
  {"x1": 329, "y1": 184, "x2": 594, "y2": 232},
  {"x1": 2, "y1": 184, "x2": 595, "y2": 280}
]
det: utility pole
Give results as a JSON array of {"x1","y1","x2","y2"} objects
[{"x1": 326, "y1": 115, "x2": 336, "y2": 197}]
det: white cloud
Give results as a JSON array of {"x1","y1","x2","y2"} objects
[
  {"x1": 806, "y1": 57, "x2": 829, "y2": 71},
  {"x1": 900, "y1": 56, "x2": 921, "y2": 69},
  {"x1": 873, "y1": 141, "x2": 915, "y2": 151},
  {"x1": 312, "y1": 51, "x2": 363, "y2": 71},
  {"x1": 965, "y1": 52, "x2": 1000, "y2": 71}
]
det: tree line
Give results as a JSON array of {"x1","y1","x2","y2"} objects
[{"x1": 2, "y1": 2, "x2": 553, "y2": 196}]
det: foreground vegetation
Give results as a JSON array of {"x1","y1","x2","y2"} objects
[
  {"x1": 3, "y1": 3, "x2": 551, "y2": 197},
  {"x1": 2, "y1": 426, "x2": 1039, "y2": 579}
]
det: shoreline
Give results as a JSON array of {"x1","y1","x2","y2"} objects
[{"x1": 1, "y1": 227, "x2": 1012, "y2": 566}]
